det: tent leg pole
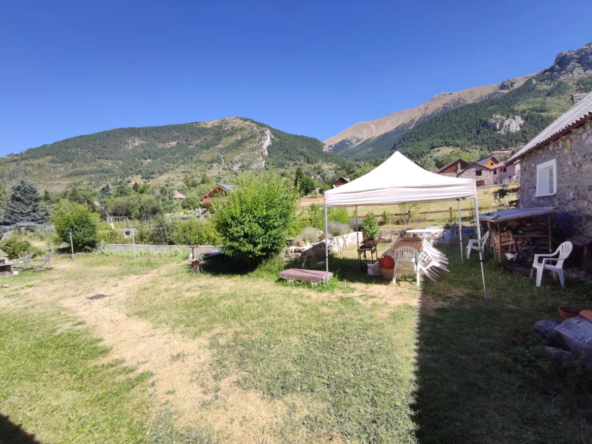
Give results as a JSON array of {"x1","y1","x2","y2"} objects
[
  {"x1": 324, "y1": 197, "x2": 329, "y2": 281},
  {"x1": 458, "y1": 199, "x2": 463, "y2": 263},
  {"x1": 354, "y1": 205, "x2": 360, "y2": 255},
  {"x1": 474, "y1": 197, "x2": 488, "y2": 301}
]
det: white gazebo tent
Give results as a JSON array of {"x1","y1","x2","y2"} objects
[{"x1": 324, "y1": 152, "x2": 489, "y2": 299}]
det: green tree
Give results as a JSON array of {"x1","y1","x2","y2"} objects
[
  {"x1": 42, "y1": 189, "x2": 52, "y2": 202},
  {"x1": 0, "y1": 180, "x2": 49, "y2": 225},
  {"x1": 132, "y1": 182, "x2": 140, "y2": 193},
  {"x1": 181, "y1": 192, "x2": 203, "y2": 210},
  {"x1": 294, "y1": 167, "x2": 305, "y2": 188},
  {"x1": 97, "y1": 184, "x2": 112, "y2": 199},
  {"x1": 298, "y1": 175, "x2": 316, "y2": 196},
  {"x1": 52, "y1": 201, "x2": 98, "y2": 251},
  {"x1": 213, "y1": 171, "x2": 298, "y2": 266},
  {"x1": 68, "y1": 187, "x2": 84, "y2": 204},
  {"x1": 114, "y1": 184, "x2": 132, "y2": 197},
  {"x1": 148, "y1": 215, "x2": 175, "y2": 245}
]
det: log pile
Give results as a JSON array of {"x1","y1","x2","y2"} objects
[{"x1": 487, "y1": 219, "x2": 550, "y2": 265}]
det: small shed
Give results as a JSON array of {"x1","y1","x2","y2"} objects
[
  {"x1": 479, "y1": 207, "x2": 557, "y2": 265},
  {"x1": 200, "y1": 184, "x2": 234, "y2": 211}
]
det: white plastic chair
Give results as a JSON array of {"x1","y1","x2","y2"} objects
[
  {"x1": 466, "y1": 231, "x2": 490, "y2": 259},
  {"x1": 391, "y1": 246, "x2": 419, "y2": 286},
  {"x1": 422, "y1": 240, "x2": 450, "y2": 269},
  {"x1": 530, "y1": 241, "x2": 573, "y2": 288},
  {"x1": 417, "y1": 252, "x2": 439, "y2": 284}
]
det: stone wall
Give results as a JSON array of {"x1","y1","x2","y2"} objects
[
  {"x1": 105, "y1": 244, "x2": 218, "y2": 255},
  {"x1": 520, "y1": 119, "x2": 592, "y2": 238},
  {"x1": 458, "y1": 166, "x2": 494, "y2": 186}
]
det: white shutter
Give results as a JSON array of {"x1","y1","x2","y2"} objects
[{"x1": 536, "y1": 159, "x2": 556, "y2": 197}]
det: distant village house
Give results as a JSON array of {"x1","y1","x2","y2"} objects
[
  {"x1": 332, "y1": 177, "x2": 350, "y2": 188},
  {"x1": 436, "y1": 156, "x2": 501, "y2": 187},
  {"x1": 173, "y1": 191, "x2": 186, "y2": 204},
  {"x1": 491, "y1": 161, "x2": 520, "y2": 185},
  {"x1": 200, "y1": 184, "x2": 234, "y2": 211}
]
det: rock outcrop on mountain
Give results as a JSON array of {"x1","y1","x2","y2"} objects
[
  {"x1": 538, "y1": 42, "x2": 592, "y2": 82},
  {"x1": 483, "y1": 115, "x2": 525, "y2": 135}
]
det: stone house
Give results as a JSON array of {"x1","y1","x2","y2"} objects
[
  {"x1": 508, "y1": 91, "x2": 592, "y2": 239},
  {"x1": 456, "y1": 162, "x2": 494, "y2": 187},
  {"x1": 435, "y1": 159, "x2": 470, "y2": 177}
]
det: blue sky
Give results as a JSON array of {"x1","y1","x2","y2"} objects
[{"x1": 0, "y1": 0, "x2": 590, "y2": 155}]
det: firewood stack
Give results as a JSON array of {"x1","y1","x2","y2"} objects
[{"x1": 486, "y1": 219, "x2": 550, "y2": 266}]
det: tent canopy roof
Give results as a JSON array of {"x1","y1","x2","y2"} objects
[{"x1": 324, "y1": 152, "x2": 477, "y2": 207}]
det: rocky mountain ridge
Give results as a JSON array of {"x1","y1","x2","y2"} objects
[{"x1": 327, "y1": 41, "x2": 592, "y2": 162}]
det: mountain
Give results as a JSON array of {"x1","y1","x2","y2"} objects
[
  {"x1": 0, "y1": 117, "x2": 337, "y2": 190},
  {"x1": 327, "y1": 42, "x2": 592, "y2": 164},
  {"x1": 324, "y1": 77, "x2": 531, "y2": 154}
]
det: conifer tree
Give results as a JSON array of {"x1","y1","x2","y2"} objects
[
  {"x1": 69, "y1": 187, "x2": 84, "y2": 204},
  {"x1": 97, "y1": 184, "x2": 112, "y2": 199},
  {"x1": 0, "y1": 180, "x2": 49, "y2": 225}
]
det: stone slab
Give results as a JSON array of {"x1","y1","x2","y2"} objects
[{"x1": 279, "y1": 269, "x2": 333, "y2": 283}]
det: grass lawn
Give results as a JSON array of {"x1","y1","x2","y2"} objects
[{"x1": 1, "y1": 245, "x2": 591, "y2": 443}]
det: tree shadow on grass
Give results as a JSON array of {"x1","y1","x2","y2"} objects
[
  {"x1": 411, "y1": 247, "x2": 592, "y2": 443},
  {"x1": 0, "y1": 412, "x2": 40, "y2": 444}
]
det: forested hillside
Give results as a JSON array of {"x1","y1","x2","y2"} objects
[{"x1": 0, "y1": 117, "x2": 338, "y2": 189}]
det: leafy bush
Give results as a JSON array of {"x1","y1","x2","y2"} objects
[
  {"x1": 135, "y1": 222, "x2": 151, "y2": 244},
  {"x1": 381, "y1": 210, "x2": 390, "y2": 225},
  {"x1": 307, "y1": 204, "x2": 324, "y2": 231},
  {"x1": 286, "y1": 213, "x2": 309, "y2": 238},
  {"x1": 148, "y1": 215, "x2": 175, "y2": 245},
  {"x1": 213, "y1": 171, "x2": 299, "y2": 266},
  {"x1": 102, "y1": 194, "x2": 161, "y2": 218},
  {"x1": 328, "y1": 207, "x2": 350, "y2": 225},
  {"x1": 173, "y1": 218, "x2": 221, "y2": 246},
  {"x1": 181, "y1": 192, "x2": 203, "y2": 211},
  {"x1": 327, "y1": 221, "x2": 351, "y2": 237},
  {"x1": 0, "y1": 237, "x2": 36, "y2": 259},
  {"x1": 360, "y1": 212, "x2": 380, "y2": 239},
  {"x1": 298, "y1": 175, "x2": 316, "y2": 196},
  {"x1": 52, "y1": 201, "x2": 98, "y2": 252},
  {"x1": 295, "y1": 227, "x2": 322, "y2": 244},
  {"x1": 97, "y1": 229, "x2": 126, "y2": 244},
  {"x1": 349, "y1": 218, "x2": 363, "y2": 231}
]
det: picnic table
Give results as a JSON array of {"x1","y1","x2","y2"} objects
[{"x1": 406, "y1": 227, "x2": 444, "y2": 242}]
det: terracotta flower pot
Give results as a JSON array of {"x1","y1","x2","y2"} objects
[
  {"x1": 559, "y1": 306, "x2": 582, "y2": 320},
  {"x1": 297, "y1": 241, "x2": 305, "y2": 247}
]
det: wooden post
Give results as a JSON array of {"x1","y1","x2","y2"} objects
[
  {"x1": 69, "y1": 231, "x2": 74, "y2": 260},
  {"x1": 547, "y1": 214, "x2": 553, "y2": 253},
  {"x1": 496, "y1": 222, "x2": 502, "y2": 263},
  {"x1": 449, "y1": 206, "x2": 452, "y2": 222}
]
